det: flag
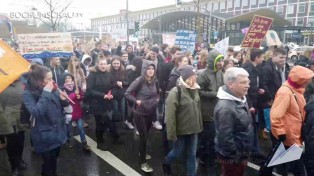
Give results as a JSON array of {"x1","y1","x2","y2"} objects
[{"x1": 0, "y1": 40, "x2": 30, "y2": 93}]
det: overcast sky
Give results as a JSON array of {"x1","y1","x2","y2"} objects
[{"x1": 0, "y1": 0, "x2": 177, "y2": 28}]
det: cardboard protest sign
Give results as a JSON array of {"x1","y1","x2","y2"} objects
[
  {"x1": 175, "y1": 30, "x2": 197, "y2": 52},
  {"x1": 241, "y1": 15, "x2": 273, "y2": 48},
  {"x1": 0, "y1": 40, "x2": 30, "y2": 93},
  {"x1": 162, "y1": 34, "x2": 176, "y2": 46},
  {"x1": 18, "y1": 33, "x2": 73, "y2": 59}
]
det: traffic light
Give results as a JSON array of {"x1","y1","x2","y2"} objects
[
  {"x1": 176, "y1": 0, "x2": 182, "y2": 7},
  {"x1": 135, "y1": 21, "x2": 140, "y2": 32}
]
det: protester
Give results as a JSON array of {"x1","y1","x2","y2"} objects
[
  {"x1": 197, "y1": 49, "x2": 224, "y2": 168},
  {"x1": 91, "y1": 41, "x2": 105, "y2": 66},
  {"x1": 86, "y1": 58, "x2": 118, "y2": 151},
  {"x1": 163, "y1": 65, "x2": 203, "y2": 176},
  {"x1": 0, "y1": 79, "x2": 27, "y2": 176},
  {"x1": 80, "y1": 54, "x2": 93, "y2": 77},
  {"x1": 48, "y1": 57, "x2": 65, "y2": 87},
  {"x1": 304, "y1": 95, "x2": 314, "y2": 175},
  {"x1": 222, "y1": 58, "x2": 235, "y2": 72},
  {"x1": 23, "y1": 65, "x2": 68, "y2": 176},
  {"x1": 62, "y1": 73, "x2": 91, "y2": 151},
  {"x1": 215, "y1": 67, "x2": 253, "y2": 176},
  {"x1": 270, "y1": 66, "x2": 313, "y2": 176},
  {"x1": 125, "y1": 61, "x2": 159, "y2": 173},
  {"x1": 233, "y1": 51, "x2": 244, "y2": 67},
  {"x1": 120, "y1": 51, "x2": 130, "y2": 67},
  {"x1": 197, "y1": 49, "x2": 208, "y2": 70},
  {"x1": 161, "y1": 43, "x2": 170, "y2": 58},
  {"x1": 242, "y1": 48, "x2": 266, "y2": 160},
  {"x1": 67, "y1": 56, "x2": 87, "y2": 92},
  {"x1": 125, "y1": 44, "x2": 135, "y2": 64}
]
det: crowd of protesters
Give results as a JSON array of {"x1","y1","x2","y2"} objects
[{"x1": 2, "y1": 40, "x2": 314, "y2": 176}]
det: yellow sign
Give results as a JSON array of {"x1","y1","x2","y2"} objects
[{"x1": 0, "y1": 40, "x2": 30, "y2": 93}]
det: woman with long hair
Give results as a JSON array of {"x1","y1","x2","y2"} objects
[
  {"x1": 23, "y1": 65, "x2": 68, "y2": 176},
  {"x1": 67, "y1": 56, "x2": 87, "y2": 92},
  {"x1": 109, "y1": 56, "x2": 133, "y2": 129},
  {"x1": 197, "y1": 49, "x2": 208, "y2": 70}
]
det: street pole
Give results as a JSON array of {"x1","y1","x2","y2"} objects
[
  {"x1": 196, "y1": 0, "x2": 202, "y2": 43},
  {"x1": 126, "y1": 0, "x2": 129, "y2": 44},
  {"x1": 159, "y1": 16, "x2": 162, "y2": 45}
]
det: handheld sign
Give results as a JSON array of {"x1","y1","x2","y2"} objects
[
  {"x1": 18, "y1": 33, "x2": 74, "y2": 59},
  {"x1": 241, "y1": 15, "x2": 273, "y2": 48},
  {"x1": 175, "y1": 30, "x2": 197, "y2": 53},
  {"x1": 0, "y1": 40, "x2": 30, "y2": 93}
]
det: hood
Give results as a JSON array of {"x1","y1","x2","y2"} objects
[
  {"x1": 217, "y1": 85, "x2": 247, "y2": 104},
  {"x1": 81, "y1": 54, "x2": 92, "y2": 66},
  {"x1": 178, "y1": 76, "x2": 200, "y2": 89},
  {"x1": 289, "y1": 65, "x2": 314, "y2": 87},
  {"x1": 141, "y1": 59, "x2": 156, "y2": 76},
  {"x1": 207, "y1": 49, "x2": 224, "y2": 72}
]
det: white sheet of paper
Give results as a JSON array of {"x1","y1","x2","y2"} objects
[{"x1": 267, "y1": 143, "x2": 303, "y2": 167}]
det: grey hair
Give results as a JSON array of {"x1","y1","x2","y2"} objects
[{"x1": 223, "y1": 67, "x2": 249, "y2": 85}]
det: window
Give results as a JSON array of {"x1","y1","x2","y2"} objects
[
  {"x1": 299, "y1": 4, "x2": 305, "y2": 13},
  {"x1": 297, "y1": 18, "x2": 304, "y2": 26},
  {"x1": 269, "y1": 0, "x2": 275, "y2": 2},
  {"x1": 251, "y1": 0, "x2": 257, "y2": 6},
  {"x1": 287, "y1": 5, "x2": 295, "y2": 14},
  {"x1": 220, "y1": 1, "x2": 226, "y2": 10},
  {"x1": 235, "y1": 0, "x2": 240, "y2": 7},
  {"x1": 242, "y1": 0, "x2": 248, "y2": 6},
  {"x1": 277, "y1": 6, "x2": 284, "y2": 14},
  {"x1": 259, "y1": 0, "x2": 265, "y2": 4},
  {"x1": 308, "y1": 17, "x2": 314, "y2": 27},
  {"x1": 227, "y1": 0, "x2": 233, "y2": 8},
  {"x1": 214, "y1": 2, "x2": 219, "y2": 10},
  {"x1": 311, "y1": 3, "x2": 314, "y2": 12}
]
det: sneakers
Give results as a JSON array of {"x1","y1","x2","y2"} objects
[
  {"x1": 135, "y1": 130, "x2": 139, "y2": 135},
  {"x1": 146, "y1": 154, "x2": 151, "y2": 160},
  {"x1": 141, "y1": 163, "x2": 153, "y2": 172},
  {"x1": 72, "y1": 121, "x2": 77, "y2": 127},
  {"x1": 124, "y1": 121, "x2": 134, "y2": 130},
  {"x1": 152, "y1": 121, "x2": 162, "y2": 130}
]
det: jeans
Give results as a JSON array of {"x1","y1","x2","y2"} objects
[
  {"x1": 5, "y1": 131, "x2": 25, "y2": 171},
  {"x1": 67, "y1": 118, "x2": 87, "y2": 143},
  {"x1": 133, "y1": 112, "x2": 154, "y2": 164},
  {"x1": 41, "y1": 147, "x2": 60, "y2": 176},
  {"x1": 165, "y1": 134, "x2": 198, "y2": 176},
  {"x1": 198, "y1": 121, "x2": 216, "y2": 167},
  {"x1": 113, "y1": 98, "x2": 126, "y2": 121}
]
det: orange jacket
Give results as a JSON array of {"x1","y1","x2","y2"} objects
[{"x1": 271, "y1": 66, "x2": 314, "y2": 146}]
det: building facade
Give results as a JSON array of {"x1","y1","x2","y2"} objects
[{"x1": 91, "y1": 0, "x2": 314, "y2": 43}]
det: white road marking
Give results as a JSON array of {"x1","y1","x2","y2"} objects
[
  {"x1": 74, "y1": 135, "x2": 142, "y2": 176},
  {"x1": 248, "y1": 162, "x2": 282, "y2": 176}
]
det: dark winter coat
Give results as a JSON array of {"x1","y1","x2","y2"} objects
[
  {"x1": 304, "y1": 100, "x2": 314, "y2": 174},
  {"x1": 158, "y1": 61, "x2": 175, "y2": 92},
  {"x1": 261, "y1": 59, "x2": 290, "y2": 102},
  {"x1": 23, "y1": 82, "x2": 68, "y2": 153},
  {"x1": 242, "y1": 61, "x2": 262, "y2": 109},
  {"x1": 214, "y1": 86, "x2": 253, "y2": 162},
  {"x1": 111, "y1": 68, "x2": 129, "y2": 101},
  {"x1": 166, "y1": 67, "x2": 180, "y2": 91},
  {"x1": 48, "y1": 65, "x2": 65, "y2": 87},
  {"x1": 86, "y1": 66, "x2": 113, "y2": 114}
]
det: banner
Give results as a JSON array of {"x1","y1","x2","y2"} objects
[
  {"x1": 175, "y1": 30, "x2": 197, "y2": 53},
  {"x1": 265, "y1": 30, "x2": 282, "y2": 46},
  {"x1": 214, "y1": 37, "x2": 229, "y2": 56},
  {"x1": 0, "y1": 40, "x2": 30, "y2": 93},
  {"x1": 241, "y1": 15, "x2": 273, "y2": 48},
  {"x1": 18, "y1": 33, "x2": 74, "y2": 59},
  {"x1": 162, "y1": 34, "x2": 176, "y2": 46}
]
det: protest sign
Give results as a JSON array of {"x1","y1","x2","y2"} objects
[
  {"x1": 241, "y1": 15, "x2": 273, "y2": 48},
  {"x1": 162, "y1": 34, "x2": 176, "y2": 46},
  {"x1": 214, "y1": 37, "x2": 229, "y2": 56},
  {"x1": 18, "y1": 33, "x2": 73, "y2": 59},
  {"x1": 175, "y1": 30, "x2": 197, "y2": 52},
  {"x1": 266, "y1": 30, "x2": 282, "y2": 46},
  {"x1": 0, "y1": 40, "x2": 30, "y2": 93}
]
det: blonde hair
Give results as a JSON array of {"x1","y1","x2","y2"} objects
[
  {"x1": 303, "y1": 49, "x2": 312, "y2": 59},
  {"x1": 199, "y1": 49, "x2": 208, "y2": 64},
  {"x1": 67, "y1": 56, "x2": 85, "y2": 78}
]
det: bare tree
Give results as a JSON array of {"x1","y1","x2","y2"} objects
[{"x1": 30, "y1": 0, "x2": 73, "y2": 31}]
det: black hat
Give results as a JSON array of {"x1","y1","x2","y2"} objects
[{"x1": 179, "y1": 65, "x2": 197, "y2": 81}]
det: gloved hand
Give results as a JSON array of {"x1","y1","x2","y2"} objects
[{"x1": 278, "y1": 134, "x2": 286, "y2": 142}]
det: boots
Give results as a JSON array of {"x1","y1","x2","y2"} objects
[
  {"x1": 82, "y1": 142, "x2": 91, "y2": 152},
  {"x1": 96, "y1": 131, "x2": 108, "y2": 151},
  {"x1": 162, "y1": 163, "x2": 172, "y2": 175}
]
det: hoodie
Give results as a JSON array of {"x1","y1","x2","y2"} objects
[
  {"x1": 197, "y1": 49, "x2": 224, "y2": 121},
  {"x1": 80, "y1": 54, "x2": 93, "y2": 76},
  {"x1": 214, "y1": 85, "x2": 253, "y2": 161},
  {"x1": 271, "y1": 66, "x2": 314, "y2": 146},
  {"x1": 125, "y1": 61, "x2": 159, "y2": 115}
]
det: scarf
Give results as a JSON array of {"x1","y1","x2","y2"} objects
[
  {"x1": 288, "y1": 77, "x2": 302, "y2": 89},
  {"x1": 64, "y1": 82, "x2": 75, "y2": 92}
]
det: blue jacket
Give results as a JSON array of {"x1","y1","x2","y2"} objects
[{"x1": 23, "y1": 87, "x2": 68, "y2": 153}]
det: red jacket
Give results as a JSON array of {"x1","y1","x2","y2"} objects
[{"x1": 68, "y1": 89, "x2": 84, "y2": 120}]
